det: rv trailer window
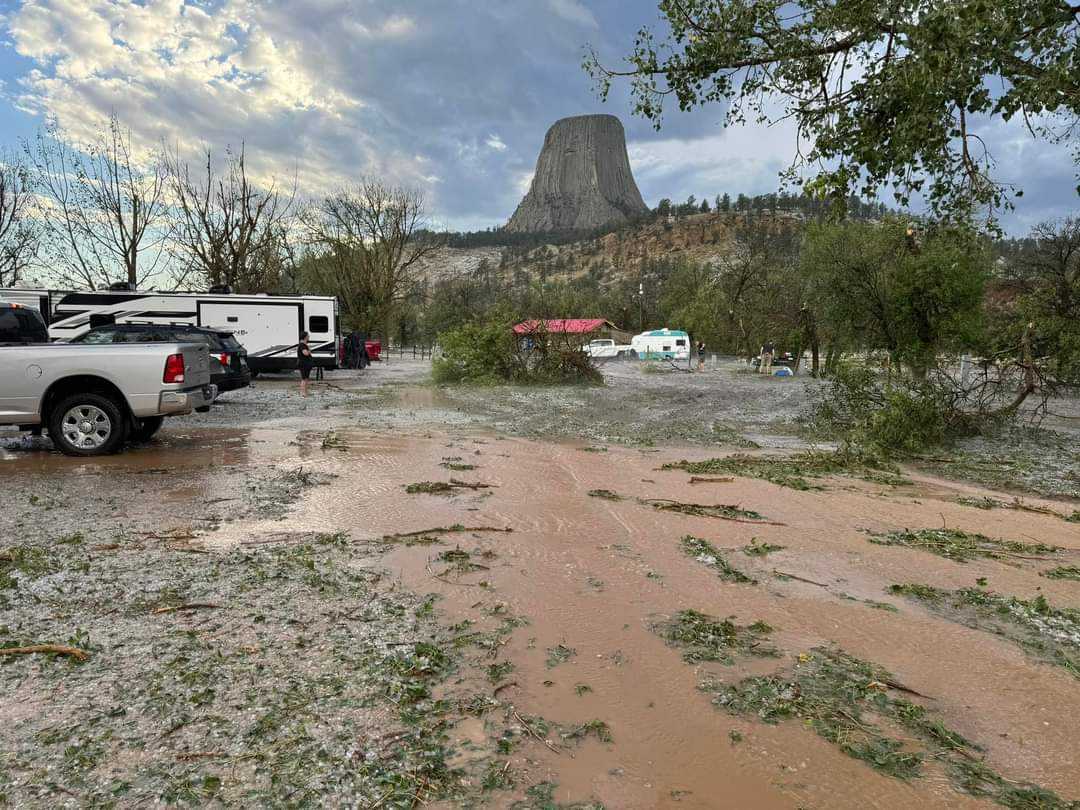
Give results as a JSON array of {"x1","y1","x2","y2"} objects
[
  {"x1": 663, "y1": 345, "x2": 671, "y2": 352},
  {"x1": 227, "y1": 316, "x2": 239, "y2": 323},
  {"x1": 675, "y1": 339, "x2": 686, "y2": 346},
  {"x1": 309, "y1": 315, "x2": 329, "y2": 333}
]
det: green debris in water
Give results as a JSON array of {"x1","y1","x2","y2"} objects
[
  {"x1": 868, "y1": 528, "x2": 1059, "y2": 563},
  {"x1": 587, "y1": 489, "x2": 624, "y2": 501},
  {"x1": 743, "y1": 538, "x2": 785, "y2": 557},
  {"x1": 708, "y1": 647, "x2": 1079, "y2": 805},
  {"x1": 891, "y1": 584, "x2": 1080, "y2": 678},
  {"x1": 1042, "y1": 566, "x2": 1080, "y2": 581},
  {"x1": 645, "y1": 499, "x2": 772, "y2": 523},
  {"x1": 559, "y1": 719, "x2": 613, "y2": 744},
  {"x1": 956, "y1": 495, "x2": 1078, "y2": 522},
  {"x1": 663, "y1": 450, "x2": 907, "y2": 491},
  {"x1": 406, "y1": 481, "x2": 455, "y2": 495},
  {"x1": 651, "y1": 609, "x2": 777, "y2": 665},
  {"x1": 545, "y1": 644, "x2": 576, "y2": 668},
  {"x1": 681, "y1": 536, "x2": 757, "y2": 584}
]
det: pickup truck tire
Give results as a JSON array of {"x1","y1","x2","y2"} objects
[
  {"x1": 130, "y1": 416, "x2": 164, "y2": 443},
  {"x1": 48, "y1": 392, "x2": 128, "y2": 457}
]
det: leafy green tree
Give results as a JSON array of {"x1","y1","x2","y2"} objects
[
  {"x1": 801, "y1": 219, "x2": 988, "y2": 375},
  {"x1": 699, "y1": 198, "x2": 710, "y2": 213},
  {"x1": 719, "y1": 193, "x2": 731, "y2": 212},
  {"x1": 586, "y1": 0, "x2": 1080, "y2": 226}
]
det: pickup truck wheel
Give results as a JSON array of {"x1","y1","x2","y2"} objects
[
  {"x1": 130, "y1": 416, "x2": 164, "y2": 442},
  {"x1": 48, "y1": 393, "x2": 127, "y2": 457}
]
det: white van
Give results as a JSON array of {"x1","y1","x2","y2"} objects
[{"x1": 630, "y1": 328, "x2": 690, "y2": 361}]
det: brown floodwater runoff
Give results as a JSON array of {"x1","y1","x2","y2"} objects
[{"x1": 201, "y1": 430, "x2": 1080, "y2": 809}]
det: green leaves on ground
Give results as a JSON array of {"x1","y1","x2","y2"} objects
[
  {"x1": 890, "y1": 585, "x2": 1080, "y2": 679},
  {"x1": 681, "y1": 536, "x2": 756, "y2": 584},
  {"x1": 651, "y1": 609, "x2": 776, "y2": 665},
  {"x1": 869, "y1": 528, "x2": 1059, "y2": 563}
]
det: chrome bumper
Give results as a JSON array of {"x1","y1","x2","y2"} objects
[{"x1": 158, "y1": 384, "x2": 218, "y2": 415}]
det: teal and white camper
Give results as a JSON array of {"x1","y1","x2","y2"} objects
[{"x1": 631, "y1": 328, "x2": 690, "y2": 361}]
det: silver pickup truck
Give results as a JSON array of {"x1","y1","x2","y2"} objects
[{"x1": 0, "y1": 302, "x2": 216, "y2": 456}]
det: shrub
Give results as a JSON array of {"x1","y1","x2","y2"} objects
[
  {"x1": 433, "y1": 315, "x2": 602, "y2": 386},
  {"x1": 810, "y1": 363, "x2": 977, "y2": 455}
]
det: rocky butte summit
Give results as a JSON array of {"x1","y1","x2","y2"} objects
[{"x1": 506, "y1": 114, "x2": 649, "y2": 233}]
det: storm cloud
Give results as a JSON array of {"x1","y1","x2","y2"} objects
[{"x1": 1, "y1": 0, "x2": 1075, "y2": 234}]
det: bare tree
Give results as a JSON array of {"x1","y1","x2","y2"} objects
[
  {"x1": 165, "y1": 144, "x2": 295, "y2": 292},
  {"x1": 0, "y1": 148, "x2": 38, "y2": 287},
  {"x1": 26, "y1": 115, "x2": 171, "y2": 289},
  {"x1": 302, "y1": 179, "x2": 441, "y2": 336}
]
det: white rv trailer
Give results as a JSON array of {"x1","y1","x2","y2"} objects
[
  {"x1": 630, "y1": 328, "x2": 690, "y2": 361},
  {"x1": 15, "y1": 288, "x2": 341, "y2": 374}
]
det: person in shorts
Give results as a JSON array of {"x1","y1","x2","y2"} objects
[
  {"x1": 298, "y1": 332, "x2": 314, "y2": 397},
  {"x1": 759, "y1": 340, "x2": 775, "y2": 374}
]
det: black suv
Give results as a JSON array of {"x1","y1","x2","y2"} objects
[{"x1": 72, "y1": 324, "x2": 251, "y2": 392}]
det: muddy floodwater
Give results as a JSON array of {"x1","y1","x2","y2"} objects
[{"x1": 2, "y1": 362, "x2": 1079, "y2": 809}]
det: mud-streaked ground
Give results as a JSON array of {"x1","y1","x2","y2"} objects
[{"x1": 2, "y1": 359, "x2": 1079, "y2": 809}]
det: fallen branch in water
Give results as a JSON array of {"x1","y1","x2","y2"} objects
[
  {"x1": 773, "y1": 570, "x2": 830, "y2": 588},
  {"x1": 381, "y1": 526, "x2": 512, "y2": 541},
  {"x1": 513, "y1": 710, "x2": 560, "y2": 754},
  {"x1": 0, "y1": 644, "x2": 88, "y2": 662},
  {"x1": 689, "y1": 476, "x2": 735, "y2": 484}
]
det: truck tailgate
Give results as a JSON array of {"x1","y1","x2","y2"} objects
[{"x1": 180, "y1": 343, "x2": 211, "y2": 387}]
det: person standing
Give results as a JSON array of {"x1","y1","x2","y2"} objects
[
  {"x1": 344, "y1": 331, "x2": 356, "y2": 370},
  {"x1": 759, "y1": 340, "x2": 775, "y2": 375},
  {"x1": 357, "y1": 331, "x2": 369, "y2": 369},
  {"x1": 697, "y1": 340, "x2": 706, "y2": 372},
  {"x1": 298, "y1": 331, "x2": 314, "y2": 397}
]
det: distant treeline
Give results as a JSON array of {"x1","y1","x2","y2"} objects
[{"x1": 422, "y1": 192, "x2": 891, "y2": 250}]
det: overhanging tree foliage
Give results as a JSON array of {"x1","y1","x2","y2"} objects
[{"x1": 586, "y1": 0, "x2": 1080, "y2": 226}]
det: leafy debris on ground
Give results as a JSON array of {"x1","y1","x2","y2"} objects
[
  {"x1": 890, "y1": 584, "x2": 1080, "y2": 678},
  {"x1": 651, "y1": 609, "x2": 777, "y2": 665},
  {"x1": 663, "y1": 450, "x2": 907, "y2": 491},
  {"x1": 868, "y1": 528, "x2": 1060, "y2": 563},
  {"x1": 956, "y1": 495, "x2": 1079, "y2": 522},
  {"x1": 1042, "y1": 566, "x2": 1080, "y2": 581},
  {"x1": 587, "y1": 490, "x2": 624, "y2": 501},
  {"x1": 743, "y1": 538, "x2": 785, "y2": 557},
  {"x1": 707, "y1": 647, "x2": 1079, "y2": 806},
  {"x1": 644, "y1": 499, "x2": 779, "y2": 524},
  {"x1": 681, "y1": 536, "x2": 757, "y2": 584},
  {"x1": 545, "y1": 645, "x2": 576, "y2": 668}
]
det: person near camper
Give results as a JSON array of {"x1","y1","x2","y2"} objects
[
  {"x1": 357, "y1": 331, "x2": 369, "y2": 369},
  {"x1": 298, "y1": 331, "x2": 314, "y2": 396},
  {"x1": 759, "y1": 340, "x2": 775, "y2": 374},
  {"x1": 697, "y1": 340, "x2": 706, "y2": 372},
  {"x1": 344, "y1": 331, "x2": 357, "y2": 369}
]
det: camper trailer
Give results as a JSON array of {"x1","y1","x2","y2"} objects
[
  {"x1": 630, "y1": 328, "x2": 690, "y2": 361},
  {"x1": 32, "y1": 287, "x2": 340, "y2": 374}
]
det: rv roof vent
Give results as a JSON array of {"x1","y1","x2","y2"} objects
[
  {"x1": 108, "y1": 281, "x2": 137, "y2": 292},
  {"x1": 208, "y1": 284, "x2": 233, "y2": 295}
]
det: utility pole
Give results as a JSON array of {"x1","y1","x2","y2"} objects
[{"x1": 638, "y1": 281, "x2": 644, "y2": 332}]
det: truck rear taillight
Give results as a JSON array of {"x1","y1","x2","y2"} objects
[
  {"x1": 163, "y1": 353, "x2": 186, "y2": 384},
  {"x1": 218, "y1": 353, "x2": 229, "y2": 367}
]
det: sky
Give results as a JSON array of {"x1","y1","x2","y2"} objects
[{"x1": 0, "y1": 0, "x2": 1075, "y2": 236}]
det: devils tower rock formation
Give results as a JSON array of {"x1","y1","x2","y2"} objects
[{"x1": 506, "y1": 114, "x2": 649, "y2": 233}]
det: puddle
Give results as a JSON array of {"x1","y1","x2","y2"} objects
[
  {"x1": 198, "y1": 430, "x2": 1080, "y2": 808},
  {"x1": 0, "y1": 427, "x2": 298, "y2": 475}
]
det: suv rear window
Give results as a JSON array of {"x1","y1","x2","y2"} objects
[
  {"x1": 0, "y1": 307, "x2": 48, "y2": 343},
  {"x1": 217, "y1": 334, "x2": 243, "y2": 351}
]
